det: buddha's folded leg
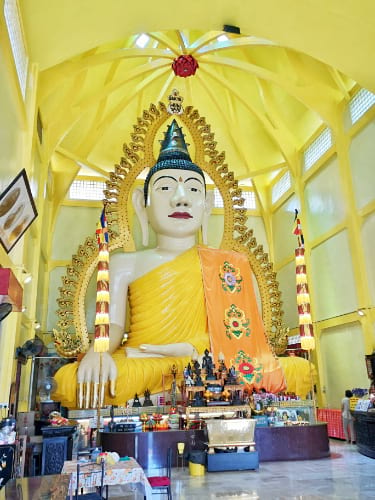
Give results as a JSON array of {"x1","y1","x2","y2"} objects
[
  {"x1": 111, "y1": 351, "x2": 190, "y2": 405},
  {"x1": 53, "y1": 352, "x2": 191, "y2": 408},
  {"x1": 53, "y1": 362, "x2": 79, "y2": 408}
]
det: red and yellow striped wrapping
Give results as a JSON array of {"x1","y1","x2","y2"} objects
[
  {"x1": 94, "y1": 210, "x2": 110, "y2": 353},
  {"x1": 295, "y1": 247, "x2": 315, "y2": 350}
]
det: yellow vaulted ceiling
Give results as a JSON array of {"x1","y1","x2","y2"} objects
[{"x1": 18, "y1": 0, "x2": 375, "y2": 206}]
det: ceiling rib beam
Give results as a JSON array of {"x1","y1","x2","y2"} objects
[
  {"x1": 200, "y1": 54, "x2": 341, "y2": 124},
  {"x1": 175, "y1": 30, "x2": 188, "y2": 54},
  {"x1": 194, "y1": 72, "x2": 256, "y2": 174},
  {"x1": 199, "y1": 64, "x2": 294, "y2": 164},
  {"x1": 148, "y1": 32, "x2": 181, "y2": 55},
  {"x1": 78, "y1": 59, "x2": 123, "y2": 157},
  {"x1": 328, "y1": 68, "x2": 351, "y2": 100},
  {"x1": 195, "y1": 36, "x2": 278, "y2": 55},
  {"x1": 56, "y1": 147, "x2": 109, "y2": 177},
  {"x1": 189, "y1": 32, "x2": 227, "y2": 52},
  {"x1": 45, "y1": 61, "x2": 170, "y2": 154},
  {"x1": 73, "y1": 66, "x2": 172, "y2": 154},
  {"x1": 39, "y1": 47, "x2": 175, "y2": 101},
  {"x1": 49, "y1": 58, "x2": 170, "y2": 129},
  {"x1": 157, "y1": 71, "x2": 176, "y2": 102}
]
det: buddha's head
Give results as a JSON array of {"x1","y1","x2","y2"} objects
[{"x1": 133, "y1": 120, "x2": 213, "y2": 245}]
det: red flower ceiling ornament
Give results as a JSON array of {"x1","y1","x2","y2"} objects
[{"x1": 172, "y1": 55, "x2": 199, "y2": 78}]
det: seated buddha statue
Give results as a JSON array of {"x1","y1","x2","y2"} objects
[{"x1": 53, "y1": 120, "x2": 286, "y2": 409}]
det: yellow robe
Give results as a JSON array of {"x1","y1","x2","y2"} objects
[
  {"x1": 53, "y1": 247, "x2": 209, "y2": 408},
  {"x1": 53, "y1": 246, "x2": 312, "y2": 408},
  {"x1": 278, "y1": 356, "x2": 317, "y2": 399}
]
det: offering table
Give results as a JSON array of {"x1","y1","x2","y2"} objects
[{"x1": 100, "y1": 422, "x2": 330, "y2": 468}]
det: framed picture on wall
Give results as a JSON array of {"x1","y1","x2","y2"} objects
[{"x1": 0, "y1": 169, "x2": 38, "y2": 253}]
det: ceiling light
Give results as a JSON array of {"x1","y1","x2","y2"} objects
[
  {"x1": 217, "y1": 35, "x2": 228, "y2": 42},
  {"x1": 357, "y1": 309, "x2": 365, "y2": 316},
  {"x1": 34, "y1": 321, "x2": 41, "y2": 330},
  {"x1": 136, "y1": 34, "x2": 149, "y2": 48}
]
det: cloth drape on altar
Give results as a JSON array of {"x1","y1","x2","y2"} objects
[{"x1": 198, "y1": 246, "x2": 286, "y2": 394}]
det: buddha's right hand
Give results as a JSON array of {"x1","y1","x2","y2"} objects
[{"x1": 77, "y1": 350, "x2": 117, "y2": 409}]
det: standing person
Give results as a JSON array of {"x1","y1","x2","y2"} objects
[{"x1": 341, "y1": 389, "x2": 355, "y2": 444}]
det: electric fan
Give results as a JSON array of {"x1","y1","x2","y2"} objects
[
  {"x1": 11, "y1": 337, "x2": 46, "y2": 415},
  {"x1": 15, "y1": 337, "x2": 45, "y2": 364},
  {"x1": 38, "y1": 377, "x2": 58, "y2": 402}
]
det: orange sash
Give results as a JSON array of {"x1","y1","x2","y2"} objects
[{"x1": 198, "y1": 246, "x2": 286, "y2": 393}]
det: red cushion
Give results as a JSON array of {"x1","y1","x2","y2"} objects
[{"x1": 148, "y1": 476, "x2": 171, "y2": 487}]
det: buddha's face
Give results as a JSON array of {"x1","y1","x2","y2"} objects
[{"x1": 146, "y1": 168, "x2": 206, "y2": 239}]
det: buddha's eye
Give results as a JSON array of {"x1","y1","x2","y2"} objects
[
  {"x1": 161, "y1": 186, "x2": 170, "y2": 191},
  {"x1": 190, "y1": 187, "x2": 198, "y2": 192}
]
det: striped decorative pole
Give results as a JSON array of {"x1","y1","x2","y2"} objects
[
  {"x1": 293, "y1": 210, "x2": 315, "y2": 351},
  {"x1": 94, "y1": 208, "x2": 110, "y2": 353}
]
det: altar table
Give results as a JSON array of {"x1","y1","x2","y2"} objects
[{"x1": 62, "y1": 456, "x2": 152, "y2": 499}]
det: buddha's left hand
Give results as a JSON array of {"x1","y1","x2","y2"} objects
[{"x1": 138, "y1": 342, "x2": 195, "y2": 357}]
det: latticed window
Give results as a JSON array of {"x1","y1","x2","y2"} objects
[
  {"x1": 240, "y1": 191, "x2": 256, "y2": 209},
  {"x1": 214, "y1": 188, "x2": 256, "y2": 209},
  {"x1": 136, "y1": 34, "x2": 149, "y2": 48},
  {"x1": 69, "y1": 180, "x2": 106, "y2": 200},
  {"x1": 213, "y1": 188, "x2": 224, "y2": 208},
  {"x1": 272, "y1": 171, "x2": 291, "y2": 204},
  {"x1": 4, "y1": 0, "x2": 28, "y2": 99},
  {"x1": 303, "y1": 128, "x2": 333, "y2": 172},
  {"x1": 349, "y1": 88, "x2": 375, "y2": 124}
]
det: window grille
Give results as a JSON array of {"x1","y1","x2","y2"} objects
[
  {"x1": 239, "y1": 191, "x2": 256, "y2": 210},
  {"x1": 349, "y1": 88, "x2": 375, "y2": 124},
  {"x1": 271, "y1": 171, "x2": 291, "y2": 204},
  {"x1": 214, "y1": 188, "x2": 256, "y2": 209},
  {"x1": 136, "y1": 34, "x2": 149, "y2": 48},
  {"x1": 69, "y1": 180, "x2": 106, "y2": 200},
  {"x1": 303, "y1": 128, "x2": 333, "y2": 172},
  {"x1": 213, "y1": 188, "x2": 224, "y2": 208},
  {"x1": 4, "y1": 0, "x2": 28, "y2": 99}
]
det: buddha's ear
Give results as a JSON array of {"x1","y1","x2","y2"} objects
[
  {"x1": 132, "y1": 188, "x2": 149, "y2": 246},
  {"x1": 202, "y1": 189, "x2": 214, "y2": 245}
]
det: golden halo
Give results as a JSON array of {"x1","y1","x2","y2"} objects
[{"x1": 54, "y1": 100, "x2": 287, "y2": 357}]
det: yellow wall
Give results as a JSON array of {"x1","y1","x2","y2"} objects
[
  {"x1": 0, "y1": 2, "x2": 375, "y2": 412},
  {"x1": 273, "y1": 109, "x2": 375, "y2": 407},
  {"x1": 0, "y1": 6, "x2": 48, "y2": 410}
]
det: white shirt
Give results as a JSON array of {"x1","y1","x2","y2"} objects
[{"x1": 341, "y1": 396, "x2": 352, "y2": 419}]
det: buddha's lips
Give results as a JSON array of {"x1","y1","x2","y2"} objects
[{"x1": 168, "y1": 212, "x2": 193, "y2": 219}]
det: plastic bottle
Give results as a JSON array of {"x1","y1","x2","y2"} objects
[{"x1": 91, "y1": 447, "x2": 101, "y2": 462}]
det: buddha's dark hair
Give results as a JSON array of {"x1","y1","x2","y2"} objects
[
  {"x1": 143, "y1": 118, "x2": 206, "y2": 205},
  {"x1": 143, "y1": 153, "x2": 206, "y2": 205}
]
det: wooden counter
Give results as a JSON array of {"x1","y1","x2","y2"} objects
[
  {"x1": 353, "y1": 410, "x2": 375, "y2": 459},
  {"x1": 100, "y1": 422, "x2": 329, "y2": 468},
  {"x1": 101, "y1": 428, "x2": 206, "y2": 469},
  {"x1": 255, "y1": 423, "x2": 330, "y2": 461}
]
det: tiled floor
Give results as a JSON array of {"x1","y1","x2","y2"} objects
[{"x1": 109, "y1": 440, "x2": 375, "y2": 499}]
